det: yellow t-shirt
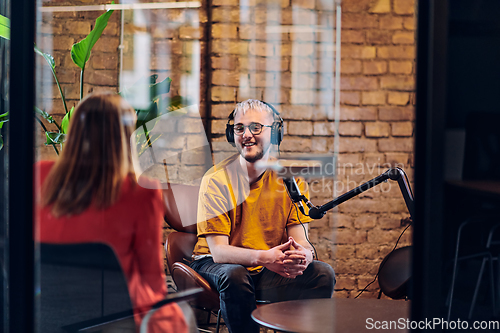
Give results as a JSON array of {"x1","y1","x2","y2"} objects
[{"x1": 192, "y1": 154, "x2": 313, "y2": 272}]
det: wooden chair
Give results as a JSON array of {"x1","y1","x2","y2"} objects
[
  {"x1": 163, "y1": 183, "x2": 223, "y2": 332},
  {"x1": 40, "y1": 242, "x2": 201, "y2": 333}
]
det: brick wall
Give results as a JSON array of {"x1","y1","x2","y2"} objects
[
  {"x1": 36, "y1": 0, "x2": 416, "y2": 299},
  {"x1": 208, "y1": 0, "x2": 415, "y2": 299},
  {"x1": 331, "y1": 0, "x2": 415, "y2": 298}
]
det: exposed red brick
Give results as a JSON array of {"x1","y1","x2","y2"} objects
[
  {"x1": 339, "y1": 107, "x2": 378, "y2": 121},
  {"x1": 393, "y1": 31, "x2": 415, "y2": 44},
  {"x1": 388, "y1": 92, "x2": 410, "y2": 106},
  {"x1": 385, "y1": 152, "x2": 410, "y2": 166},
  {"x1": 394, "y1": 0, "x2": 415, "y2": 15},
  {"x1": 389, "y1": 60, "x2": 413, "y2": 74},
  {"x1": 338, "y1": 138, "x2": 378, "y2": 153},
  {"x1": 342, "y1": 0, "x2": 373, "y2": 12},
  {"x1": 341, "y1": 30, "x2": 366, "y2": 44},
  {"x1": 342, "y1": 13, "x2": 379, "y2": 29},
  {"x1": 212, "y1": 70, "x2": 240, "y2": 86},
  {"x1": 91, "y1": 54, "x2": 118, "y2": 70},
  {"x1": 341, "y1": 60, "x2": 362, "y2": 74},
  {"x1": 362, "y1": 91, "x2": 386, "y2": 105},
  {"x1": 356, "y1": 244, "x2": 382, "y2": 260},
  {"x1": 212, "y1": 0, "x2": 239, "y2": 5},
  {"x1": 365, "y1": 122, "x2": 390, "y2": 138},
  {"x1": 212, "y1": 86, "x2": 236, "y2": 102},
  {"x1": 404, "y1": 17, "x2": 415, "y2": 30},
  {"x1": 86, "y1": 70, "x2": 117, "y2": 86},
  {"x1": 353, "y1": 215, "x2": 378, "y2": 230},
  {"x1": 279, "y1": 137, "x2": 313, "y2": 152},
  {"x1": 212, "y1": 56, "x2": 238, "y2": 70},
  {"x1": 379, "y1": 16, "x2": 404, "y2": 30},
  {"x1": 363, "y1": 61, "x2": 388, "y2": 75},
  {"x1": 366, "y1": 30, "x2": 393, "y2": 45},
  {"x1": 336, "y1": 229, "x2": 368, "y2": 244},
  {"x1": 380, "y1": 76, "x2": 415, "y2": 91},
  {"x1": 212, "y1": 24, "x2": 238, "y2": 39},
  {"x1": 377, "y1": 46, "x2": 415, "y2": 59},
  {"x1": 287, "y1": 121, "x2": 313, "y2": 135},
  {"x1": 341, "y1": 77, "x2": 379, "y2": 91},
  {"x1": 339, "y1": 122, "x2": 363, "y2": 137},
  {"x1": 334, "y1": 275, "x2": 357, "y2": 290},
  {"x1": 369, "y1": 0, "x2": 391, "y2": 14},
  {"x1": 340, "y1": 92, "x2": 361, "y2": 105},
  {"x1": 391, "y1": 122, "x2": 414, "y2": 136},
  {"x1": 212, "y1": 7, "x2": 240, "y2": 23},
  {"x1": 378, "y1": 138, "x2": 414, "y2": 152},
  {"x1": 342, "y1": 46, "x2": 377, "y2": 59}
]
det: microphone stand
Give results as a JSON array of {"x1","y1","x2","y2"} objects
[
  {"x1": 289, "y1": 167, "x2": 414, "y2": 300},
  {"x1": 301, "y1": 167, "x2": 414, "y2": 220}
]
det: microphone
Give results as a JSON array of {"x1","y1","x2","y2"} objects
[{"x1": 282, "y1": 177, "x2": 308, "y2": 215}]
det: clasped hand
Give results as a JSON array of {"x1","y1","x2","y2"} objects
[{"x1": 262, "y1": 237, "x2": 311, "y2": 279}]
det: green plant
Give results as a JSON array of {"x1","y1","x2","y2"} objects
[
  {"x1": 33, "y1": 7, "x2": 115, "y2": 155},
  {"x1": 0, "y1": 5, "x2": 186, "y2": 154}
]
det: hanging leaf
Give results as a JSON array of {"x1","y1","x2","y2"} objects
[
  {"x1": 0, "y1": 111, "x2": 7, "y2": 124},
  {"x1": 34, "y1": 45, "x2": 55, "y2": 69},
  {"x1": 45, "y1": 132, "x2": 66, "y2": 145},
  {"x1": 61, "y1": 106, "x2": 75, "y2": 134},
  {"x1": 34, "y1": 107, "x2": 54, "y2": 124},
  {"x1": 34, "y1": 44, "x2": 69, "y2": 114},
  {"x1": 70, "y1": 7, "x2": 114, "y2": 70}
]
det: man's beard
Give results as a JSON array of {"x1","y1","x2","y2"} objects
[
  {"x1": 237, "y1": 143, "x2": 270, "y2": 163},
  {"x1": 242, "y1": 149, "x2": 264, "y2": 163}
]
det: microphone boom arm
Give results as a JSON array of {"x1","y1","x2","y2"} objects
[{"x1": 307, "y1": 168, "x2": 415, "y2": 220}]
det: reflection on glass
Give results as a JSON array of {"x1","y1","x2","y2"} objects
[{"x1": 34, "y1": 1, "x2": 340, "y2": 332}]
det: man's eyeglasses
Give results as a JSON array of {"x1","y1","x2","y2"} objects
[{"x1": 233, "y1": 122, "x2": 272, "y2": 136}]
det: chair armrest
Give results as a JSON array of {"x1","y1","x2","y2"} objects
[
  {"x1": 139, "y1": 288, "x2": 203, "y2": 333},
  {"x1": 172, "y1": 262, "x2": 220, "y2": 309}
]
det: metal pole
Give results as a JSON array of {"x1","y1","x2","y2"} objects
[{"x1": 8, "y1": 0, "x2": 35, "y2": 331}]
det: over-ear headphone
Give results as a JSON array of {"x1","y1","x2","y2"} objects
[{"x1": 225, "y1": 101, "x2": 284, "y2": 147}]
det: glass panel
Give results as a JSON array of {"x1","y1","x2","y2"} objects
[
  {"x1": 34, "y1": 1, "x2": 342, "y2": 332},
  {"x1": 0, "y1": 0, "x2": 9, "y2": 331}
]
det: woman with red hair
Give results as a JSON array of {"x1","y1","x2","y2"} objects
[{"x1": 35, "y1": 91, "x2": 188, "y2": 333}]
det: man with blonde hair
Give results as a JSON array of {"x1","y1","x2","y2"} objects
[{"x1": 189, "y1": 99, "x2": 335, "y2": 333}]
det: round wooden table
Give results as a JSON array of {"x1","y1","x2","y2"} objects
[{"x1": 251, "y1": 298, "x2": 410, "y2": 333}]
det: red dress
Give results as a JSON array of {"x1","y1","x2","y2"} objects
[{"x1": 35, "y1": 160, "x2": 187, "y2": 333}]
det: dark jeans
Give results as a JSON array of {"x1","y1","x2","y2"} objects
[{"x1": 189, "y1": 257, "x2": 335, "y2": 333}]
